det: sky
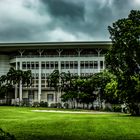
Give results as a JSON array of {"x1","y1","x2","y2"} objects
[{"x1": 0, "y1": 0, "x2": 140, "y2": 42}]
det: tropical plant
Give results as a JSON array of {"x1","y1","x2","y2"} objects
[{"x1": 0, "y1": 68, "x2": 32, "y2": 105}]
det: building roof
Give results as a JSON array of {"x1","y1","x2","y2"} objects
[{"x1": 0, "y1": 41, "x2": 112, "y2": 53}]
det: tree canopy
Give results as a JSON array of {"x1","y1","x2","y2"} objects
[{"x1": 106, "y1": 10, "x2": 140, "y2": 115}]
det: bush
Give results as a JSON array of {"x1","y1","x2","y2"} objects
[
  {"x1": 103, "y1": 106, "x2": 112, "y2": 112},
  {"x1": 50, "y1": 103, "x2": 57, "y2": 108},
  {"x1": 0, "y1": 128, "x2": 16, "y2": 140},
  {"x1": 63, "y1": 103, "x2": 69, "y2": 109},
  {"x1": 20, "y1": 100, "x2": 30, "y2": 107},
  {"x1": 39, "y1": 101, "x2": 48, "y2": 107},
  {"x1": 56, "y1": 103, "x2": 62, "y2": 108},
  {"x1": 112, "y1": 104, "x2": 122, "y2": 112},
  {"x1": 33, "y1": 102, "x2": 40, "y2": 107}
]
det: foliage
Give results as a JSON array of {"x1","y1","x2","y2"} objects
[
  {"x1": 33, "y1": 102, "x2": 40, "y2": 107},
  {"x1": 106, "y1": 10, "x2": 140, "y2": 115},
  {"x1": 50, "y1": 103, "x2": 57, "y2": 108},
  {"x1": 39, "y1": 101, "x2": 48, "y2": 107},
  {"x1": 0, "y1": 128, "x2": 16, "y2": 140},
  {"x1": 48, "y1": 70, "x2": 60, "y2": 90},
  {"x1": 112, "y1": 104, "x2": 122, "y2": 112},
  {"x1": 48, "y1": 69, "x2": 118, "y2": 109},
  {"x1": 105, "y1": 79, "x2": 121, "y2": 104},
  {"x1": 90, "y1": 70, "x2": 116, "y2": 103},
  {"x1": 0, "y1": 67, "x2": 32, "y2": 104}
]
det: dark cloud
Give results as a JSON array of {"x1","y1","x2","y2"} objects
[
  {"x1": 42, "y1": 0, "x2": 85, "y2": 21},
  {"x1": 0, "y1": 0, "x2": 139, "y2": 42}
]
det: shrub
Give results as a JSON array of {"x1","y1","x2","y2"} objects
[
  {"x1": 103, "y1": 106, "x2": 112, "y2": 112},
  {"x1": 112, "y1": 104, "x2": 122, "y2": 112},
  {"x1": 39, "y1": 101, "x2": 48, "y2": 107},
  {"x1": 56, "y1": 103, "x2": 62, "y2": 108},
  {"x1": 0, "y1": 128, "x2": 16, "y2": 140},
  {"x1": 20, "y1": 100, "x2": 30, "y2": 107},
  {"x1": 33, "y1": 102, "x2": 40, "y2": 107},
  {"x1": 50, "y1": 103, "x2": 57, "y2": 108},
  {"x1": 63, "y1": 103, "x2": 69, "y2": 109}
]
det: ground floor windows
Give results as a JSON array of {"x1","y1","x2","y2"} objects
[{"x1": 47, "y1": 94, "x2": 54, "y2": 102}]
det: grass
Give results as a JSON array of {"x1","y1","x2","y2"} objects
[{"x1": 0, "y1": 106, "x2": 140, "y2": 140}]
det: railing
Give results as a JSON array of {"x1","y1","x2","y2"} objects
[{"x1": 11, "y1": 54, "x2": 104, "y2": 59}]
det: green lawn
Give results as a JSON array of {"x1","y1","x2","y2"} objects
[{"x1": 0, "y1": 107, "x2": 140, "y2": 140}]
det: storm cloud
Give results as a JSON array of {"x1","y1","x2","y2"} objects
[{"x1": 0, "y1": 0, "x2": 140, "y2": 42}]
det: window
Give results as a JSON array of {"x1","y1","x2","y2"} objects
[
  {"x1": 22, "y1": 62, "x2": 26, "y2": 69},
  {"x1": 80, "y1": 61, "x2": 84, "y2": 69},
  {"x1": 90, "y1": 61, "x2": 93, "y2": 69},
  {"x1": 36, "y1": 74, "x2": 39, "y2": 79},
  {"x1": 74, "y1": 61, "x2": 78, "y2": 69},
  {"x1": 50, "y1": 62, "x2": 54, "y2": 69},
  {"x1": 47, "y1": 94, "x2": 54, "y2": 102},
  {"x1": 66, "y1": 61, "x2": 69, "y2": 69},
  {"x1": 28, "y1": 91, "x2": 34, "y2": 99},
  {"x1": 27, "y1": 62, "x2": 30, "y2": 69},
  {"x1": 70, "y1": 61, "x2": 73, "y2": 69},
  {"x1": 41, "y1": 62, "x2": 45, "y2": 69},
  {"x1": 41, "y1": 79, "x2": 45, "y2": 88},
  {"x1": 46, "y1": 62, "x2": 49, "y2": 69},
  {"x1": 31, "y1": 62, "x2": 35, "y2": 69},
  {"x1": 100, "y1": 61, "x2": 103, "y2": 69},
  {"x1": 36, "y1": 62, "x2": 39, "y2": 69},
  {"x1": 61, "y1": 61, "x2": 64, "y2": 69},
  {"x1": 85, "y1": 61, "x2": 89, "y2": 69},
  {"x1": 94, "y1": 61, "x2": 98, "y2": 69},
  {"x1": 41, "y1": 73, "x2": 45, "y2": 79},
  {"x1": 55, "y1": 61, "x2": 58, "y2": 69}
]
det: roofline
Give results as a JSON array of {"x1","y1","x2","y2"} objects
[{"x1": 0, "y1": 41, "x2": 112, "y2": 47}]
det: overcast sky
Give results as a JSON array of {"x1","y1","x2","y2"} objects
[{"x1": 0, "y1": 0, "x2": 140, "y2": 42}]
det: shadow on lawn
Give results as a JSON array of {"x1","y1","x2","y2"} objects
[
  {"x1": 21, "y1": 135, "x2": 80, "y2": 140},
  {"x1": 20, "y1": 134, "x2": 129, "y2": 140}
]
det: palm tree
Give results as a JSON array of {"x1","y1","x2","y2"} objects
[{"x1": 0, "y1": 68, "x2": 32, "y2": 105}]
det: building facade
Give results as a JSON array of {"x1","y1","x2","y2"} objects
[{"x1": 0, "y1": 41, "x2": 111, "y2": 105}]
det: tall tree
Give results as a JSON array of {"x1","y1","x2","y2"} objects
[{"x1": 106, "y1": 10, "x2": 140, "y2": 115}]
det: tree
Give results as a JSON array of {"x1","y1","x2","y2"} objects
[
  {"x1": 105, "y1": 79, "x2": 121, "y2": 104},
  {"x1": 61, "y1": 72, "x2": 78, "y2": 108},
  {"x1": 0, "y1": 68, "x2": 32, "y2": 105},
  {"x1": 90, "y1": 70, "x2": 116, "y2": 107},
  {"x1": 48, "y1": 70, "x2": 60, "y2": 103},
  {"x1": 106, "y1": 10, "x2": 140, "y2": 115}
]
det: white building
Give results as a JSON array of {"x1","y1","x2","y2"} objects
[{"x1": 0, "y1": 41, "x2": 111, "y2": 105}]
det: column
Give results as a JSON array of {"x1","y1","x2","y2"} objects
[
  {"x1": 76, "y1": 49, "x2": 82, "y2": 76},
  {"x1": 15, "y1": 60, "x2": 18, "y2": 100},
  {"x1": 78, "y1": 60, "x2": 80, "y2": 76},
  {"x1": 38, "y1": 61, "x2": 41, "y2": 102},
  {"x1": 58, "y1": 60, "x2": 61, "y2": 103},
  {"x1": 19, "y1": 61, "x2": 22, "y2": 102},
  {"x1": 96, "y1": 49, "x2": 102, "y2": 73}
]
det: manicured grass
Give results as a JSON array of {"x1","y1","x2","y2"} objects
[{"x1": 0, "y1": 106, "x2": 140, "y2": 140}]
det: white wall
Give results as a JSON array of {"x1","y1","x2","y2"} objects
[{"x1": 0, "y1": 55, "x2": 10, "y2": 76}]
